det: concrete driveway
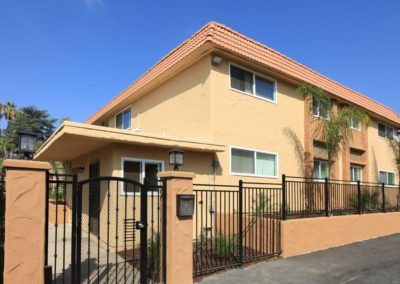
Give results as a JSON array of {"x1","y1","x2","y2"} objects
[{"x1": 199, "y1": 234, "x2": 400, "y2": 284}]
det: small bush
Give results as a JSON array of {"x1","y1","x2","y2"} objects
[
  {"x1": 214, "y1": 231, "x2": 237, "y2": 259},
  {"x1": 349, "y1": 190, "x2": 379, "y2": 212}
]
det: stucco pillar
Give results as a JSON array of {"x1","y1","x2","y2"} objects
[
  {"x1": 157, "y1": 171, "x2": 196, "y2": 284},
  {"x1": 3, "y1": 159, "x2": 51, "y2": 284}
]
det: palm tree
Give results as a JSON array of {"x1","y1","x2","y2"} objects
[
  {"x1": 2, "y1": 102, "x2": 17, "y2": 121},
  {"x1": 297, "y1": 84, "x2": 370, "y2": 177},
  {"x1": 0, "y1": 102, "x2": 17, "y2": 136},
  {"x1": 388, "y1": 137, "x2": 400, "y2": 178}
]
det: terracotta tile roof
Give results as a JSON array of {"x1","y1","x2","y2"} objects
[{"x1": 86, "y1": 22, "x2": 400, "y2": 126}]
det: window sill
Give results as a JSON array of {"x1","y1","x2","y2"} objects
[
  {"x1": 229, "y1": 87, "x2": 277, "y2": 104},
  {"x1": 230, "y1": 172, "x2": 278, "y2": 179}
]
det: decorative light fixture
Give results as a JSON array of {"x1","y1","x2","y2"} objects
[
  {"x1": 169, "y1": 148, "x2": 184, "y2": 171},
  {"x1": 17, "y1": 128, "x2": 38, "y2": 160},
  {"x1": 177, "y1": 194, "x2": 195, "y2": 218},
  {"x1": 212, "y1": 55, "x2": 223, "y2": 66}
]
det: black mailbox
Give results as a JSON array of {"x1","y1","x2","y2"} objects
[{"x1": 177, "y1": 194, "x2": 195, "y2": 218}]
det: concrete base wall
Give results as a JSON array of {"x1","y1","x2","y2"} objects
[{"x1": 281, "y1": 212, "x2": 400, "y2": 257}]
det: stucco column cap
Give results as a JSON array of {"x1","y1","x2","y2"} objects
[
  {"x1": 3, "y1": 159, "x2": 51, "y2": 170},
  {"x1": 157, "y1": 171, "x2": 196, "y2": 179}
]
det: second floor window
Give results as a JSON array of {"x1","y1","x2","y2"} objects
[
  {"x1": 378, "y1": 123, "x2": 394, "y2": 139},
  {"x1": 314, "y1": 160, "x2": 328, "y2": 179},
  {"x1": 230, "y1": 64, "x2": 276, "y2": 102},
  {"x1": 312, "y1": 99, "x2": 329, "y2": 119},
  {"x1": 116, "y1": 107, "x2": 131, "y2": 129},
  {"x1": 350, "y1": 118, "x2": 361, "y2": 130}
]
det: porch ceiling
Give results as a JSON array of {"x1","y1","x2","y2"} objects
[{"x1": 34, "y1": 121, "x2": 225, "y2": 161}]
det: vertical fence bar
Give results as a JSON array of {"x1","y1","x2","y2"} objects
[
  {"x1": 238, "y1": 180, "x2": 243, "y2": 266},
  {"x1": 382, "y1": 183, "x2": 386, "y2": 213},
  {"x1": 76, "y1": 182, "x2": 83, "y2": 283},
  {"x1": 71, "y1": 175, "x2": 77, "y2": 284},
  {"x1": 357, "y1": 181, "x2": 362, "y2": 214},
  {"x1": 324, "y1": 178, "x2": 329, "y2": 217},
  {"x1": 140, "y1": 184, "x2": 148, "y2": 284},
  {"x1": 282, "y1": 175, "x2": 287, "y2": 220}
]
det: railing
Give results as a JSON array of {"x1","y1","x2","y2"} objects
[
  {"x1": 0, "y1": 173, "x2": 5, "y2": 284},
  {"x1": 283, "y1": 175, "x2": 400, "y2": 219},
  {"x1": 46, "y1": 173, "x2": 76, "y2": 284},
  {"x1": 192, "y1": 182, "x2": 282, "y2": 277}
]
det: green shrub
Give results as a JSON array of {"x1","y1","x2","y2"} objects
[
  {"x1": 148, "y1": 232, "x2": 160, "y2": 270},
  {"x1": 349, "y1": 190, "x2": 379, "y2": 212},
  {"x1": 214, "y1": 231, "x2": 237, "y2": 259}
]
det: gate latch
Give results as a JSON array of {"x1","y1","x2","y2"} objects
[{"x1": 135, "y1": 221, "x2": 146, "y2": 230}]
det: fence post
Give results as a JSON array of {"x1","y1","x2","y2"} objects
[
  {"x1": 357, "y1": 180, "x2": 362, "y2": 214},
  {"x1": 238, "y1": 180, "x2": 244, "y2": 266},
  {"x1": 282, "y1": 174, "x2": 287, "y2": 220},
  {"x1": 324, "y1": 178, "x2": 330, "y2": 217},
  {"x1": 3, "y1": 159, "x2": 51, "y2": 284},
  {"x1": 382, "y1": 183, "x2": 386, "y2": 213},
  {"x1": 157, "y1": 171, "x2": 196, "y2": 284}
]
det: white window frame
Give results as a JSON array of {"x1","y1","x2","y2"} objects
[
  {"x1": 350, "y1": 118, "x2": 361, "y2": 131},
  {"x1": 377, "y1": 122, "x2": 394, "y2": 139},
  {"x1": 350, "y1": 164, "x2": 363, "y2": 183},
  {"x1": 120, "y1": 157, "x2": 164, "y2": 195},
  {"x1": 312, "y1": 99, "x2": 330, "y2": 120},
  {"x1": 229, "y1": 63, "x2": 278, "y2": 104},
  {"x1": 379, "y1": 170, "x2": 397, "y2": 187},
  {"x1": 115, "y1": 106, "x2": 132, "y2": 130},
  {"x1": 313, "y1": 159, "x2": 329, "y2": 180},
  {"x1": 229, "y1": 146, "x2": 279, "y2": 178}
]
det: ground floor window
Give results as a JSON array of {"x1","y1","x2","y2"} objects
[
  {"x1": 230, "y1": 146, "x2": 277, "y2": 178},
  {"x1": 122, "y1": 158, "x2": 163, "y2": 194},
  {"x1": 314, "y1": 160, "x2": 328, "y2": 179},
  {"x1": 350, "y1": 164, "x2": 363, "y2": 182},
  {"x1": 379, "y1": 171, "x2": 396, "y2": 186}
]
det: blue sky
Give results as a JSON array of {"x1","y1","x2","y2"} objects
[{"x1": 1, "y1": 0, "x2": 399, "y2": 125}]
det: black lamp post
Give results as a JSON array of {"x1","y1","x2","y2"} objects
[
  {"x1": 169, "y1": 148, "x2": 184, "y2": 171},
  {"x1": 17, "y1": 128, "x2": 38, "y2": 160}
]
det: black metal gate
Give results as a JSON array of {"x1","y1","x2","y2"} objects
[
  {"x1": 193, "y1": 181, "x2": 282, "y2": 277},
  {"x1": 46, "y1": 174, "x2": 165, "y2": 284}
]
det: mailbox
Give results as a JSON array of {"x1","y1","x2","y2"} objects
[{"x1": 176, "y1": 194, "x2": 195, "y2": 218}]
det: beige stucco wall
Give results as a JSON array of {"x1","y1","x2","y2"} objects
[
  {"x1": 107, "y1": 56, "x2": 212, "y2": 140},
  {"x1": 368, "y1": 121, "x2": 398, "y2": 183},
  {"x1": 281, "y1": 212, "x2": 400, "y2": 257},
  {"x1": 209, "y1": 59, "x2": 305, "y2": 184},
  {"x1": 69, "y1": 143, "x2": 214, "y2": 250}
]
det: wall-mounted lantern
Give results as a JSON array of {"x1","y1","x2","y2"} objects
[
  {"x1": 177, "y1": 194, "x2": 195, "y2": 218},
  {"x1": 17, "y1": 128, "x2": 38, "y2": 160},
  {"x1": 169, "y1": 148, "x2": 184, "y2": 171}
]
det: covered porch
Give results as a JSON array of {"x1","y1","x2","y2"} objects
[{"x1": 35, "y1": 121, "x2": 225, "y2": 183}]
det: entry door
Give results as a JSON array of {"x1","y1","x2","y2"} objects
[{"x1": 89, "y1": 161, "x2": 100, "y2": 237}]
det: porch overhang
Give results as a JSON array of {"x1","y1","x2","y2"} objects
[{"x1": 34, "y1": 121, "x2": 225, "y2": 161}]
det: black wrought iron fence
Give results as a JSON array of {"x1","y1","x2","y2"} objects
[
  {"x1": 0, "y1": 173, "x2": 5, "y2": 284},
  {"x1": 283, "y1": 175, "x2": 400, "y2": 219},
  {"x1": 45, "y1": 173, "x2": 76, "y2": 284},
  {"x1": 192, "y1": 182, "x2": 282, "y2": 277}
]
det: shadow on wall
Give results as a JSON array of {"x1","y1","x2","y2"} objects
[
  {"x1": 283, "y1": 127, "x2": 305, "y2": 176},
  {"x1": 371, "y1": 147, "x2": 379, "y2": 183}
]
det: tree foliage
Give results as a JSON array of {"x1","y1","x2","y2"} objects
[
  {"x1": 0, "y1": 103, "x2": 59, "y2": 168},
  {"x1": 297, "y1": 84, "x2": 371, "y2": 177}
]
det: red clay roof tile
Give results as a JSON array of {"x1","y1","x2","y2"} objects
[{"x1": 86, "y1": 21, "x2": 400, "y2": 126}]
